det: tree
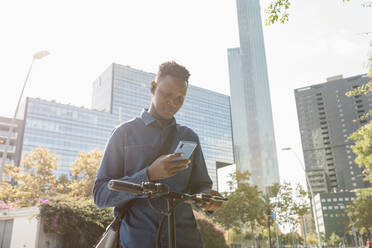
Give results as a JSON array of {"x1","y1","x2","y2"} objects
[
  {"x1": 69, "y1": 149, "x2": 103, "y2": 198},
  {"x1": 264, "y1": 0, "x2": 355, "y2": 25},
  {"x1": 306, "y1": 232, "x2": 319, "y2": 246},
  {"x1": 346, "y1": 41, "x2": 372, "y2": 197},
  {"x1": 0, "y1": 147, "x2": 59, "y2": 207},
  {"x1": 213, "y1": 171, "x2": 263, "y2": 247},
  {"x1": 328, "y1": 232, "x2": 342, "y2": 246},
  {"x1": 348, "y1": 121, "x2": 372, "y2": 197},
  {"x1": 213, "y1": 171, "x2": 262, "y2": 232},
  {"x1": 347, "y1": 197, "x2": 372, "y2": 233}
]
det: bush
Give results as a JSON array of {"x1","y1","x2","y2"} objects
[
  {"x1": 194, "y1": 210, "x2": 228, "y2": 248},
  {"x1": 39, "y1": 196, "x2": 113, "y2": 248}
]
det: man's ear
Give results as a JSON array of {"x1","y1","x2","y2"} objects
[{"x1": 150, "y1": 81, "x2": 157, "y2": 94}]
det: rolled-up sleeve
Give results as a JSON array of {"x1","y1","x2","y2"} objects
[
  {"x1": 188, "y1": 134, "x2": 213, "y2": 194},
  {"x1": 93, "y1": 126, "x2": 149, "y2": 209}
]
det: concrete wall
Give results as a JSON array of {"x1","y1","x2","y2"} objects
[{"x1": 0, "y1": 207, "x2": 62, "y2": 248}]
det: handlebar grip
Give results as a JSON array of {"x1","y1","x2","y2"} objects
[{"x1": 108, "y1": 180, "x2": 144, "y2": 194}]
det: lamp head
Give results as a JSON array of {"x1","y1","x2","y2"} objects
[{"x1": 33, "y1": 50, "x2": 50, "y2": 60}]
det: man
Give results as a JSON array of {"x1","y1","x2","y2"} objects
[{"x1": 93, "y1": 61, "x2": 221, "y2": 248}]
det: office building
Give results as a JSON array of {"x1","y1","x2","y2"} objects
[
  {"x1": 227, "y1": 0, "x2": 280, "y2": 190},
  {"x1": 295, "y1": 74, "x2": 371, "y2": 193},
  {"x1": 0, "y1": 116, "x2": 24, "y2": 167},
  {"x1": 20, "y1": 98, "x2": 114, "y2": 176},
  {"x1": 313, "y1": 192, "x2": 357, "y2": 240},
  {"x1": 20, "y1": 64, "x2": 234, "y2": 188}
]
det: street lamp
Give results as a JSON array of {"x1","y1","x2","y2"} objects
[
  {"x1": 281, "y1": 147, "x2": 322, "y2": 248},
  {"x1": 0, "y1": 50, "x2": 50, "y2": 183}
]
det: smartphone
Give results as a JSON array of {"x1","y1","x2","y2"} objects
[{"x1": 172, "y1": 141, "x2": 197, "y2": 161}]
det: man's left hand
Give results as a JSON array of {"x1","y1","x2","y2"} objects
[{"x1": 201, "y1": 189, "x2": 224, "y2": 212}]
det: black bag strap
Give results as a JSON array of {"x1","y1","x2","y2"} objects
[{"x1": 117, "y1": 124, "x2": 178, "y2": 220}]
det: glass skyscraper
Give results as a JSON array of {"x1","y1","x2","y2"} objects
[
  {"x1": 20, "y1": 63, "x2": 233, "y2": 189},
  {"x1": 227, "y1": 0, "x2": 280, "y2": 190},
  {"x1": 21, "y1": 98, "x2": 114, "y2": 176}
]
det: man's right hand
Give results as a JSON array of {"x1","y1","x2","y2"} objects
[{"x1": 147, "y1": 153, "x2": 191, "y2": 181}]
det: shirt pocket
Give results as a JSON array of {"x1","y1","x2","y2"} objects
[{"x1": 123, "y1": 144, "x2": 158, "y2": 176}]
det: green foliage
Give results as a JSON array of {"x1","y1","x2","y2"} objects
[
  {"x1": 306, "y1": 232, "x2": 319, "y2": 245},
  {"x1": 0, "y1": 148, "x2": 104, "y2": 206},
  {"x1": 194, "y1": 211, "x2": 228, "y2": 248},
  {"x1": 69, "y1": 149, "x2": 103, "y2": 198},
  {"x1": 0, "y1": 147, "x2": 59, "y2": 207},
  {"x1": 265, "y1": 0, "x2": 351, "y2": 25},
  {"x1": 348, "y1": 118, "x2": 372, "y2": 197},
  {"x1": 279, "y1": 232, "x2": 303, "y2": 245},
  {"x1": 213, "y1": 171, "x2": 262, "y2": 231},
  {"x1": 346, "y1": 40, "x2": 372, "y2": 100},
  {"x1": 328, "y1": 232, "x2": 342, "y2": 246},
  {"x1": 265, "y1": 0, "x2": 291, "y2": 25},
  {"x1": 213, "y1": 171, "x2": 311, "y2": 248},
  {"x1": 39, "y1": 196, "x2": 113, "y2": 248},
  {"x1": 347, "y1": 197, "x2": 372, "y2": 232},
  {"x1": 270, "y1": 182, "x2": 310, "y2": 227},
  {"x1": 346, "y1": 41, "x2": 372, "y2": 197}
]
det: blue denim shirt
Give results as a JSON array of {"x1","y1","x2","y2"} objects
[{"x1": 93, "y1": 109, "x2": 212, "y2": 248}]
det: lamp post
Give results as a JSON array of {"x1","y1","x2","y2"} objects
[
  {"x1": 0, "y1": 50, "x2": 50, "y2": 183},
  {"x1": 281, "y1": 147, "x2": 322, "y2": 248}
]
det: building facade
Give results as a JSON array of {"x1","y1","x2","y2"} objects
[
  {"x1": 20, "y1": 98, "x2": 114, "y2": 176},
  {"x1": 0, "y1": 116, "x2": 24, "y2": 167},
  {"x1": 313, "y1": 192, "x2": 357, "y2": 240},
  {"x1": 20, "y1": 63, "x2": 234, "y2": 189},
  {"x1": 295, "y1": 74, "x2": 371, "y2": 193},
  {"x1": 227, "y1": 0, "x2": 280, "y2": 190}
]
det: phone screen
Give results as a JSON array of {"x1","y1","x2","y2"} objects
[{"x1": 172, "y1": 141, "x2": 197, "y2": 161}]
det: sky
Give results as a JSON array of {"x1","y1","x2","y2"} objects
[{"x1": 0, "y1": 0, "x2": 371, "y2": 190}]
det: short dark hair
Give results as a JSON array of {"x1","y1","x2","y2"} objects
[{"x1": 156, "y1": 61, "x2": 190, "y2": 84}]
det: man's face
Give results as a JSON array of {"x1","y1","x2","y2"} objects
[{"x1": 151, "y1": 75, "x2": 187, "y2": 120}]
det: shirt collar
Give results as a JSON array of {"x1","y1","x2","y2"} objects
[{"x1": 140, "y1": 109, "x2": 179, "y2": 131}]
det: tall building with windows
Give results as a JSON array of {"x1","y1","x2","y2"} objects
[
  {"x1": 0, "y1": 116, "x2": 24, "y2": 167},
  {"x1": 20, "y1": 63, "x2": 234, "y2": 189},
  {"x1": 227, "y1": 0, "x2": 280, "y2": 190},
  {"x1": 295, "y1": 74, "x2": 371, "y2": 193},
  {"x1": 20, "y1": 98, "x2": 114, "y2": 176},
  {"x1": 313, "y1": 191, "x2": 357, "y2": 240}
]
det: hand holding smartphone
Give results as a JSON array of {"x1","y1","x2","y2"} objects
[{"x1": 172, "y1": 141, "x2": 197, "y2": 161}]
